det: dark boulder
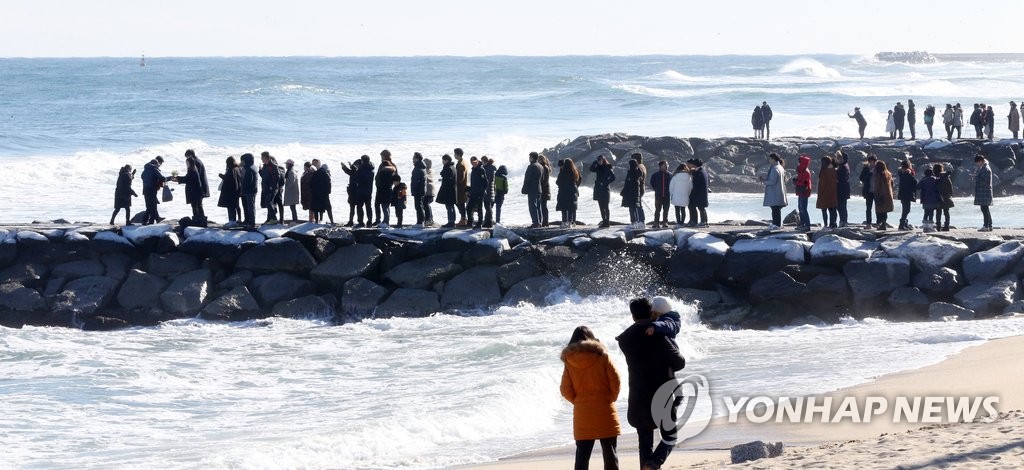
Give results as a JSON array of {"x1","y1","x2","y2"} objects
[
  {"x1": 217, "y1": 270, "x2": 253, "y2": 290},
  {"x1": 0, "y1": 282, "x2": 46, "y2": 312},
  {"x1": 535, "y1": 245, "x2": 583, "y2": 275},
  {"x1": 271, "y1": 295, "x2": 336, "y2": 319},
  {"x1": 159, "y1": 268, "x2": 211, "y2": 316},
  {"x1": 441, "y1": 266, "x2": 501, "y2": 310},
  {"x1": 383, "y1": 252, "x2": 463, "y2": 290},
  {"x1": 667, "y1": 233, "x2": 728, "y2": 289},
  {"x1": 503, "y1": 274, "x2": 563, "y2": 306},
  {"x1": 749, "y1": 272, "x2": 808, "y2": 304},
  {"x1": 953, "y1": 276, "x2": 1019, "y2": 315},
  {"x1": 235, "y1": 237, "x2": 317, "y2": 275},
  {"x1": 199, "y1": 286, "x2": 260, "y2": 321},
  {"x1": 843, "y1": 258, "x2": 911, "y2": 303},
  {"x1": 496, "y1": 253, "x2": 544, "y2": 291},
  {"x1": 887, "y1": 287, "x2": 930, "y2": 316},
  {"x1": 731, "y1": 440, "x2": 784, "y2": 465},
  {"x1": 1, "y1": 263, "x2": 50, "y2": 288},
  {"x1": 310, "y1": 244, "x2": 382, "y2": 291},
  {"x1": 81, "y1": 316, "x2": 130, "y2": 331},
  {"x1": 961, "y1": 241, "x2": 1024, "y2": 284},
  {"x1": 912, "y1": 267, "x2": 963, "y2": 295},
  {"x1": 250, "y1": 272, "x2": 316, "y2": 309},
  {"x1": 51, "y1": 259, "x2": 105, "y2": 280},
  {"x1": 340, "y1": 277, "x2": 390, "y2": 317},
  {"x1": 672, "y1": 288, "x2": 722, "y2": 308},
  {"x1": 375, "y1": 289, "x2": 441, "y2": 318},
  {"x1": 462, "y1": 239, "x2": 508, "y2": 266},
  {"x1": 49, "y1": 275, "x2": 121, "y2": 319},
  {"x1": 116, "y1": 269, "x2": 168, "y2": 310},
  {"x1": 145, "y1": 252, "x2": 201, "y2": 278},
  {"x1": 315, "y1": 226, "x2": 356, "y2": 247},
  {"x1": 928, "y1": 302, "x2": 976, "y2": 321}
]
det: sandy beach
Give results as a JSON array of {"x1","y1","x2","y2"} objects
[{"x1": 469, "y1": 335, "x2": 1024, "y2": 469}]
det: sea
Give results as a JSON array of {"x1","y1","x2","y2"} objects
[{"x1": 3, "y1": 55, "x2": 1024, "y2": 469}]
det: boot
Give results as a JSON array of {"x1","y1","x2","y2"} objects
[{"x1": 898, "y1": 219, "x2": 908, "y2": 231}]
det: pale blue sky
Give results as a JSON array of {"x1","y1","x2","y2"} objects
[{"x1": 0, "y1": 0, "x2": 1013, "y2": 57}]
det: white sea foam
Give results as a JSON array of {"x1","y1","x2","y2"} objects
[{"x1": 778, "y1": 58, "x2": 843, "y2": 78}]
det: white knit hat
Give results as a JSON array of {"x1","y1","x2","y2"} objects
[{"x1": 651, "y1": 296, "x2": 672, "y2": 315}]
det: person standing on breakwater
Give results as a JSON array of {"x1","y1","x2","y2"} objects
[
  {"x1": 375, "y1": 150, "x2": 397, "y2": 228},
  {"x1": 632, "y1": 153, "x2": 647, "y2": 226},
  {"x1": 239, "y1": 153, "x2": 258, "y2": 229},
  {"x1": 217, "y1": 157, "x2": 242, "y2": 226},
  {"x1": 259, "y1": 152, "x2": 283, "y2": 225},
  {"x1": 953, "y1": 103, "x2": 964, "y2": 140},
  {"x1": 311, "y1": 163, "x2": 334, "y2": 225},
  {"x1": 893, "y1": 102, "x2": 905, "y2": 139},
  {"x1": 970, "y1": 104, "x2": 984, "y2": 139},
  {"x1": 141, "y1": 156, "x2": 166, "y2": 225},
  {"x1": 669, "y1": 163, "x2": 692, "y2": 227},
  {"x1": 411, "y1": 152, "x2": 427, "y2": 228},
  {"x1": 616, "y1": 298, "x2": 686, "y2": 470},
  {"x1": 438, "y1": 154, "x2": 459, "y2": 228},
  {"x1": 836, "y1": 150, "x2": 852, "y2": 227},
  {"x1": 523, "y1": 152, "x2": 544, "y2": 228},
  {"x1": 590, "y1": 155, "x2": 616, "y2": 228},
  {"x1": 751, "y1": 105, "x2": 764, "y2": 139},
  {"x1": 482, "y1": 156, "x2": 496, "y2": 228},
  {"x1": 848, "y1": 107, "x2": 867, "y2": 139},
  {"x1": 936, "y1": 163, "x2": 954, "y2": 231},
  {"x1": 873, "y1": 161, "x2": 895, "y2": 230},
  {"x1": 918, "y1": 167, "x2": 939, "y2": 231},
  {"x1": 340, "y1": 158, "x2": 360, "y2": 227},
  {"x1": 539, "y1": 154, "x2": 554, "y2": 227},
  {"x1": 556, "y1": 158, "x2": 581, "y2": 228},
  {"x1": 355, "y1": 155, "x2": 374, "y2": 228},
  {"x1": 687, "y1": 159, "x2": 709, "y2": 228},
  {"x1": 622, "y1": 159, "x2": 644, "y2": 228},
  {"x1": 467, "y1": 156, "x2": 485, "y2": 229},
  {"x1": 560, "y1": 326, "x2": 621, "y2": 470},
  {"x1": 762, "y1": 153, "x2": 788, "y2": 230},
  {"x1": 494, "y1": 164, "x2": 508, "y2": 225},
  {"x1": 300, "y1": 161, "x2": 314, "y2": 223},
  {"x1": 897, "y1": 159, "x2": 917, "y2": 231},
  {"x1": 885, "y1": 109, "x2": 896, "y2": 139},
  {"x1": 817, "y1": 155, "x2": 838, "y2": 229},
  {"x1": 391, "y1": 174, "x2": 406, "y2": 229},
  {"x1": 907, "y1": 99, "x2": 917, "y2": 140},
  {"x1": 423, "y1": 157, "x2": 436, "y2": 227},
  {"x1": 283, "y1": 159, "x2": 300, "y2": 223},
  {"x1": 762, "y1": 101, "x2": 773, "y2": 140},
  {"x1": 923, "y1": 104, "x2": 936, "y2": 139},
  {"x1": 943, "y1": 104, "x2": 956, "y2": 140},
  {"x1": 794, "y1": 155, "x2": 812, "y2": 231},
  {"x1": 1009, "y1": 101, "x2": 1021, "y2": 140},
  {"x1": 183, "y1": 158, "x2": 205, "y2": 226},
  {"x1": 975, "y1": 155, "x2": 994, "y2": 232},
  {"x1": 184, "y1": 149, "x2": 209, "y2": 223},
  {"x1": 454, "y1": 148, "x2": 469, "y2": 227},
  {"x1": 985, "y1": 105, "x2": 996, "y2": 141},
  {"x1": 110, "y1": 165, "x2": 137, "y2": 226},
  {"x1": 859, "y1": 154, "x2": 877, "y2": 227},
  {"x1": 650, "y1": 160, "x2": 672, "y2": 228}
]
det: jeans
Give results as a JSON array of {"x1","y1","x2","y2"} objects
[
  {"x1": 974, "y1": 124, "x2": 984, "y2": 139},
  {"x1": 771, "y1": 206, "x2": 783, "y2": 226},
  {"x1": 380, "y1": 205, "x2": 390, "y2": 225},
  {"x1": 226, "y1": 203, "x2": 239, "y2": 223},
  {"x1": 414, "y1": 195, "x2": 425, "y2": 225},
  {"x1": 527, "y1": 193, "x2": 542, "y2": 226},
  {"x1": 241, "y1": 194, "x2": 256, "y2": 227},
  {"x1": 628, "y1": 207, "x2": 640, "y2": 224},
  {"x1": 494, "y1": 193, "x2": 504, "y2": 224},
  {"x1": 636, "y1": 200, "x2": 646, "y2": 223},
  {"x1": 423, "y1": 195, "x2": 434, "y2": 224},
  {"x1": 864, "y1": 193, "x2": 875, "y2": 224},
  {"x1": 900, "y1": 200, "x2": 912, "y2": 225},
  {"x1": 981, "y1": 205, "x2": 992, "y2": 228},
  {"x1": 445, "y1": 203, "x2": 456, "y2": 225},
  {"x1": 798, "y1": 196, "x2": 809, "y2": 227},
  {"x1": 838, "y1": 198, "x2": 848, "y2": 225},
  {"x1": 926, "y1": 122, "x2": 934, "y2": 139},
  {"x1": 467, "y1": 193, "x2": 483, "y2": 225},
  {"x1": 574, "y1": 437, "x2": 618, "y2": 470}
]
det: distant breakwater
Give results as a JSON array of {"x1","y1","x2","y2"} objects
[
  {"x1": 3, "y1": 221, "x2": 1024, "y2": 331},
  {"x1": 544, "y1": 134, "x2": 1024, "y2": 196}
]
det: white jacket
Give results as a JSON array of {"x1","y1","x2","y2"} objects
[{"x1": 669, "y1": 172, "x2": 692, "y2": 207}]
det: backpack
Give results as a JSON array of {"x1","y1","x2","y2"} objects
[{"x1": 494, "y1": 174, "x2": 508, "y2": 194}]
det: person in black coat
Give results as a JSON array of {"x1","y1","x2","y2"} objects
[
  {"x1": 848, "y1": 107, "x2": 868, "y2": 139},
  {"x1": 259, "y1": 152, "x2": 282, "y2": 224},
  {"x1": 110, "y1": 165, "x2": 138, "y2": 225},
  {"x1": 436, "y1": 154, "x2": 459, "y2": 228},
  {"x1": 616, "y1": 298, "x2": 686, "y2": 470},
  {"x1": 620, "y1": 159, "x2": 643, "y2": 227},
  {"x1": 893, "y1": 102, "x2": 906, "y2": 139},
  {"x1": 140, "y1": 156, "x2": 166, "y2": 225},
  {"x1": 590, "y1": 155, "x2": 616, "y2": 228},
  {"x1": 482, "y1": 156, "x2": 497, "y2": 228},
  {"x1": 374, "y1": 150, "x2": 397, "y2": 226},
  {"x1": 184, "y1": 149, "x2": 209, "y2": 222},
  {"x1": 354, "y1": 155, "x2": 375, "y2": 227},
  {"x1": 686, "y1": 159, "x2": 709, "y2": 227},
  {"x1": 311, "y1": 163, "x2": 334, "y2": 224},
  {"x1": 340, "y1": 158, "x2": 360, "y2": 227},
  {"x1": 410, "y1": 153, "x2": 427, "y2": 227},
  {"x1": 650, "y1": 160, "x2": 672, "y2": 228},
  {"x1": 239, "y1": 153, "x2": 258, "y2": 229},
  {"x1": 217, "y1": 157, "x2": 242, "y2": 225},
  {"x1": 467, "y1": 156, "x2": 486, "y2": 228},
  {"x1": 859, "y1": 154, "x2": 877, "y2": 226},
  {"x1": 555, "y1": 159, "x2": 581, "y2": 228},
  {"x1": 835, "y1": 151, "x2": 852, "y2": 227},
  {"x1": 522, "y1": 152, "x2": 544, "y2": 228},
  {"x1": 761, "y1": 101, "x2": 773, "y2": 140},
  {"x1": 907, "y1": 99, "x2": 917, "y2": 140},
  {"x1": 896, "y1": 160, "x2": 917, "y2": 230},
  {"x1": 183, "y1": 158, "x2": 204, "y2": 225}
]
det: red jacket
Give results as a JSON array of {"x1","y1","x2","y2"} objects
[{"x1": 795, "y1": 155, "x2": 812, "y2": 197}]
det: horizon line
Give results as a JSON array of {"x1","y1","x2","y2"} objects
[{"x1": 4, "y1": 51, "x2": 1023, "y2": 60}]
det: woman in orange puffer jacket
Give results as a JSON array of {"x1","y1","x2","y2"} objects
[{"x1": 560, "y1": 326, "x2": 622, "y2": 470}]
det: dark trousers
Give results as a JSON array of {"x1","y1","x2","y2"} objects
[
  {"x1": 653, "y1": 196, "x2": 669, "y2": 224},
  {"x1": 900, "y1": 200, "x2": 912, "y2": 226},
  {"x1": 143, "y1": 190, "x2": 160, "y2": 225},
  {"x1": 445, "y1": 203, "x2": 457, "y2": 225},
  {"x1": 456, "y1": 201, "x2": 466, "y2": 220},
  {"x1": 688, "y1": 205, "x2": 707, "y2": 225},
  {"x1": 575, "y1": 437, "x2": 618, "y2": 470},
  {"x1": 863, "y1": 193, "x2": 875, "y2": 224},
  {"x1": 798, "y1": 196, "x2": 809, "y2": 227},
  {"x1": 926, "y1": 122, "x2": 934, "y2": 139},
  {"x1": 877, "y1": 211, "x2": 889, "y2": 227},
  {"x1": 394, "y1": 208, "x2": 403, "y2": 227},
  {"x1": 467, "y1": 194, "x2": 483, "y2": 225},
  {"x1": 494, "y1": 194, "x2": 504, "y2": 224},
  {"x1": 858, "y1": 124, "x2": 866, "y2": 139},
  {"x1": 241, "y1": 194, "x2": 256, "y2": 227},
  {"x1": 770, "y1": 206, "x2": 783, "y2": 226},
  {"x1": 423, "y1": 195, "x2": 434, "y2": 223},
  {"x1": 596, "y1": 195, "x2": 610, "y2": 224},
  {"x1": 226, "y1": 203, "x2": 239, "y2": 223},
  {"x1": 821, "y1": 208, "x2": 837, "y2": 227},
  {"x1": 765, "y1": 121, "x2": 771, "y2": 140},
  {"x1": 909, "y1": 121, "x2": 916, "y2": 139},
  {"x1": 540, "y1": 199, "x2": 550, "y2": 225},
  {"x1": 838, "y1": 198, "x2": 848, "y2": 225},
  {"x1": 483, "y1": 194, "x2": 494, "y2": 225},
  {"x1": 527, "y1": 193, "x2": 542, "y2": 226},
  {"x1": 191, "y1": 200, "x2": 206, "y2": 220},
  {"x1": 636, "y1": 201, "x2": 645, "y2": 223},
  {"x1": 110, "y1": 207, "x2": 130, "y2": 225},
  {"x1": 414, "y1": 195, "x2": 425, "y2": 225},
  {"x1": 945, "y1": 123, "x2": 954, "y2": 140},
  {"x1": 637, "y1": 426, "x2": 677, "y2": 469},
  {"x1": 674, "y1": 206, "x2": 687, "y2": 225},
  {"x1": 938, "y1": 207, "x2": 950, "y2": 229},
  {"x1": 974, "y1": 124, "x2": 984, "y2": 139},
  {"x1": 980, "y1": 205, "x2": 992, "y2": 228},
  {"x1": 628, "y1": 207, "x2": 640, "y2": 224}
]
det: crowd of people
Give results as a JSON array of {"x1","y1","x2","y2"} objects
[
  {"x1": 560, "y1": 297, "x2": 686, "y2": 470},
  {"x1": 847, "y1": 100, "x2": 1022, "y2": 141}
]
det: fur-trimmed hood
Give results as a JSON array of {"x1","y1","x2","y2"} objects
[{"x1": 561, "y1": 340, "x2": 608, "y2": 369}]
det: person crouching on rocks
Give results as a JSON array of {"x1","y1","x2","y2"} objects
[
  {"x1": 560, "y1": 326, "x2": 621, "y2": 470},
  {"x1": 111, "y1": 164, "x2": 138, "y2": 226}
]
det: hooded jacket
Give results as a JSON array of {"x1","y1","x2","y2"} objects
[
  {"x1": 816, "y1": 165, "x2": 838, "y2": 209},
  {"x1": 616, "y1": 322, "x2": 686, "y2": 430},
  {"x1": 919, "y1": 174, "x2": 940, "y2": 208},
  {"x1": 560, "y1": 340, "x2": 622, "y2": 440},
  {"x1": 795, "y1": 155, "x2": 812, "y2": 198},
  {"x1": 897, "y1": 168, "x2": 918, "y2": 202}
]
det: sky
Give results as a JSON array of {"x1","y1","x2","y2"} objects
[{"x1": 0, "y1": 0, "x2": 1014, "y2": 57}]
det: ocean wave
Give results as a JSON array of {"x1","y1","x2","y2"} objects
[
  {"x1": 778, "y1": 58, "x2": 843, "y2": 78},
  {"x1": 655, "y1": 70, "x2": 702, "y2": 82}
]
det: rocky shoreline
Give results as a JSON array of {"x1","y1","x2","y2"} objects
[
  {"x1": 2, "y1": 220, "x2": 1024, "y2": 331},
  {"x1": 543, "y1": 134, "x2": 1023, "y2": 196}
]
